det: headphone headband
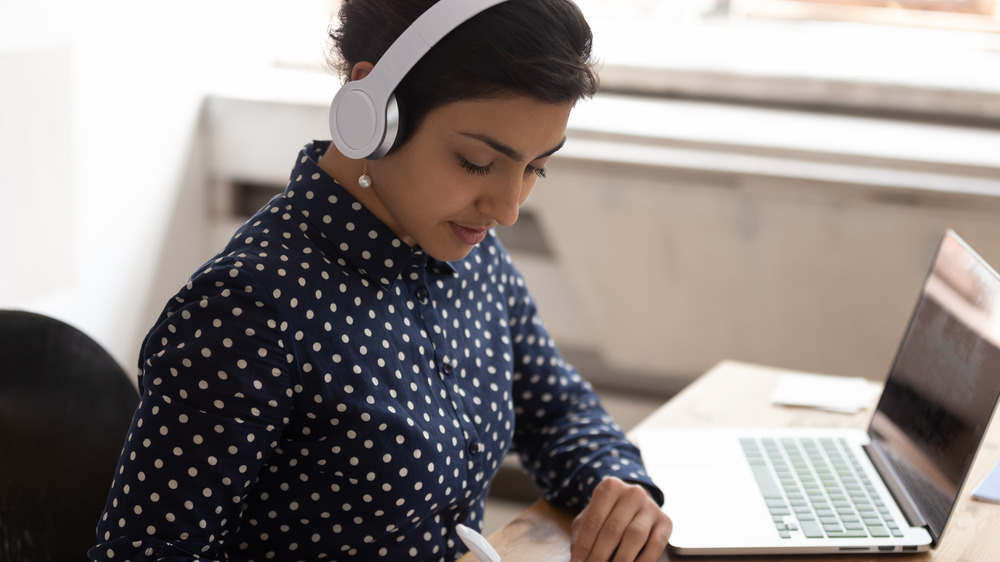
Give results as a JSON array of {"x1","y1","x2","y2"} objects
[{"x1": 329, "y1": 0, "x2": 512, "y2": 160}]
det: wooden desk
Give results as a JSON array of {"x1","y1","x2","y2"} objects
[{"x1": 459, "y1": 361, "x2": 1000, "y2": 561}]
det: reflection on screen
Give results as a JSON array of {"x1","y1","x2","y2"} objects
[{"x1": 869, "y1": 232, "x2": 1000, "y2": 545}]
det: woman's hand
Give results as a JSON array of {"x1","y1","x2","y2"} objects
[{"x1": 569, "y1": 477, "x2": 672, "y2": 562}]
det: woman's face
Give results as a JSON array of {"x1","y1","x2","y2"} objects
[{"x1": 358, "y1": 96, "x2": 573, "y2": 262}]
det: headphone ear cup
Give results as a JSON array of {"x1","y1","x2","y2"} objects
[
  {"x1": 329, "y1": 82, "x2": 400, "y2": 160},
  {"x1": 328, "y1": 81, "x2": 384, "y2": 159}
]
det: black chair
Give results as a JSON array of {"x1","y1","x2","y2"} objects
[{"x1": 0, "y1": 310, "x2": 138, "y2": 561}]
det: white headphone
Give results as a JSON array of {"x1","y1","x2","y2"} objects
[{"x1": 329, "y1": 0, "x2": 512, "y2": 160}]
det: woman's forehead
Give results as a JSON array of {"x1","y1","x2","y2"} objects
[{"x1": 430, "y1": 97, "x2": 572, "y2": 158}]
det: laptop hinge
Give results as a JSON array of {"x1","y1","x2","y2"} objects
[{"x1": 864, "y1": 442, "x2": 928, "y2": 530}]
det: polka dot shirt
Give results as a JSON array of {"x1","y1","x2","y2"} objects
[{"x1": 90, "y1": 141, "x2": 662, "y2": 561}]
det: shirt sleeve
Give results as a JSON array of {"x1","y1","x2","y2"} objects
[
  {"x1": 90, "y1": 264, "x2": 293, "y2": 561},
  {"x1": 503, "y1": 261, "x2": 665, "y2": 509}
]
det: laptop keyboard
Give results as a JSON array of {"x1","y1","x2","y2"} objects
[{"x1": 740, "y1": 437, "x2": 906, "y2": 540}]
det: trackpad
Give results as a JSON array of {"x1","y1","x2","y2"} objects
[{"x1": 655, "y1": 464, "x2": 776, "y2": 549}]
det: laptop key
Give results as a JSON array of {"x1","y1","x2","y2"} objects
[
  {"x1": 800, "y1": 519, "x2": 825, "y2": 538},
  {"x1": 827, "y1": 530, "x2": 869, "y2": 539},
  {"x1": 867, "y1": 525, "x2": 891, "y2": 537},
  {"x1": 749, "y1": 464, "x2": 783, "y2": 499}
]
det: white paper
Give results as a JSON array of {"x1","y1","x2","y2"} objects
[
  {"x1": 770, "y1": 373, "x2": 881, "y2": 414},
  {"x1": 973, "y1": 459, "x2": 1000, "y2": 504}
]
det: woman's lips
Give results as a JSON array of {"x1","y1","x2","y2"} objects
[{"x1": 451, "y1": 223, "x2": 488, "y2": 246}]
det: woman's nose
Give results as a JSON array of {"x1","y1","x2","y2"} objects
[{"x1": 480, "y1": 175, "x2": 525, "y2": 227}]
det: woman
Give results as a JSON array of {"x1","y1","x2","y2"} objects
[{"x1": 91, "y1": 1, "x2": 671, "y2": 560}]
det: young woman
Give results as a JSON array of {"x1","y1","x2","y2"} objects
[{"x1": 91, "y1": 1, "x2": 671, "y2": 560}]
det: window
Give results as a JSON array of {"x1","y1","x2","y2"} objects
[{"x1": 576, "y1": 0, "x2": 999, "y2": 31}]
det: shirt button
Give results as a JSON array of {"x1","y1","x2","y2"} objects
[
  {"x1": 415, "y1": 287, "x2": 429, "y2": 302},
  {"x1": 441, "y1": 362, "x2": 454, "y2": 376},
  {"x1": 456, "y1": 510, "x2": 469, "y2": 524},
  {"x1": 467, "y1": 440, "x2": 482, "y2": 456}
]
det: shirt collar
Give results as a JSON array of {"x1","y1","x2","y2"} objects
[{"x1": 284, "y1": 141, "x2": 456, "y2": 288}]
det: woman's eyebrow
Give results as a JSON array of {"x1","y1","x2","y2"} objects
[{"x1": 460, "y1": 133, "x2": 566, "y2": 161}]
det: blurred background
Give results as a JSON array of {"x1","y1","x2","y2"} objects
[{"x1": 3, "y1": 0, "x2": 1000, "y2": 532}]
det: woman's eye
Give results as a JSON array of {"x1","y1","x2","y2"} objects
[
  {"x1": 527, "y1": 165, "x2": 547, "y2": 179},
  {"x1": 459, "y1": 158, "x2": 493, "y2": 176},
  {"x1": 459, "y1": 156, "x2": 547, "y2": 179}
]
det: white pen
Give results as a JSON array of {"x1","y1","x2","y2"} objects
[{"x1": 456, "y1": 523, "x2": 501, "y2": 562}]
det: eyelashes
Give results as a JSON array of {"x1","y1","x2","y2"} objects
[
  {"x1": 459, "y1": 158, "x2": 547, "y2": 179},
  {"x1": 528, "y1": 165, "x2": 547, "y2": 179},
  {"x1": 459, "y1": 158, "x2": 492, "y2": 177}
]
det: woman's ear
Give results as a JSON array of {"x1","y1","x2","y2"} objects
[{"x1": 351, "y1": 61, "x2": 375, "y2": 82}]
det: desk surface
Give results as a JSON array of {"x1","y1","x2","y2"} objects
[{"x1": 459, "y1": 361, "x2": 1000, "y2": 561}]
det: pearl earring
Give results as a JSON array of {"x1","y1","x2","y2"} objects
[{"x1": 358, "y1": 161, "x2": 372, "y2": 189}]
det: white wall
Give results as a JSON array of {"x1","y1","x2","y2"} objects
[{"x1": 0, "y1": 0, "x2": 332, "y2": 372}]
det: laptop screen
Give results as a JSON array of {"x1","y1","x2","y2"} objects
[{"x1": 869, "y1": 231, "x2": 1000, "y2": 546}]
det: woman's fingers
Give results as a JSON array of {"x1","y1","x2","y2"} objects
[
  {"x1": 570, "y1": 477, "x2": 672, "y2": 562},
  {"x1": 570, "y1": 479, "x2": 618, "y2": 561}
]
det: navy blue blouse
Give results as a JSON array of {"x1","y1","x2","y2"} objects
[{"x1": 90, "y1": 141, "x2": 662, "y2": 561}]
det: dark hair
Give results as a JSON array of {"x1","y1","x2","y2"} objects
[{"x1": 330, "y1": 0, "x2": 599, "y2": 151}]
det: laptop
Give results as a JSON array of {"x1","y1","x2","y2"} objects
[{"x1": 633, "y1": 229, "x2": 1000, "y2": 555}]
